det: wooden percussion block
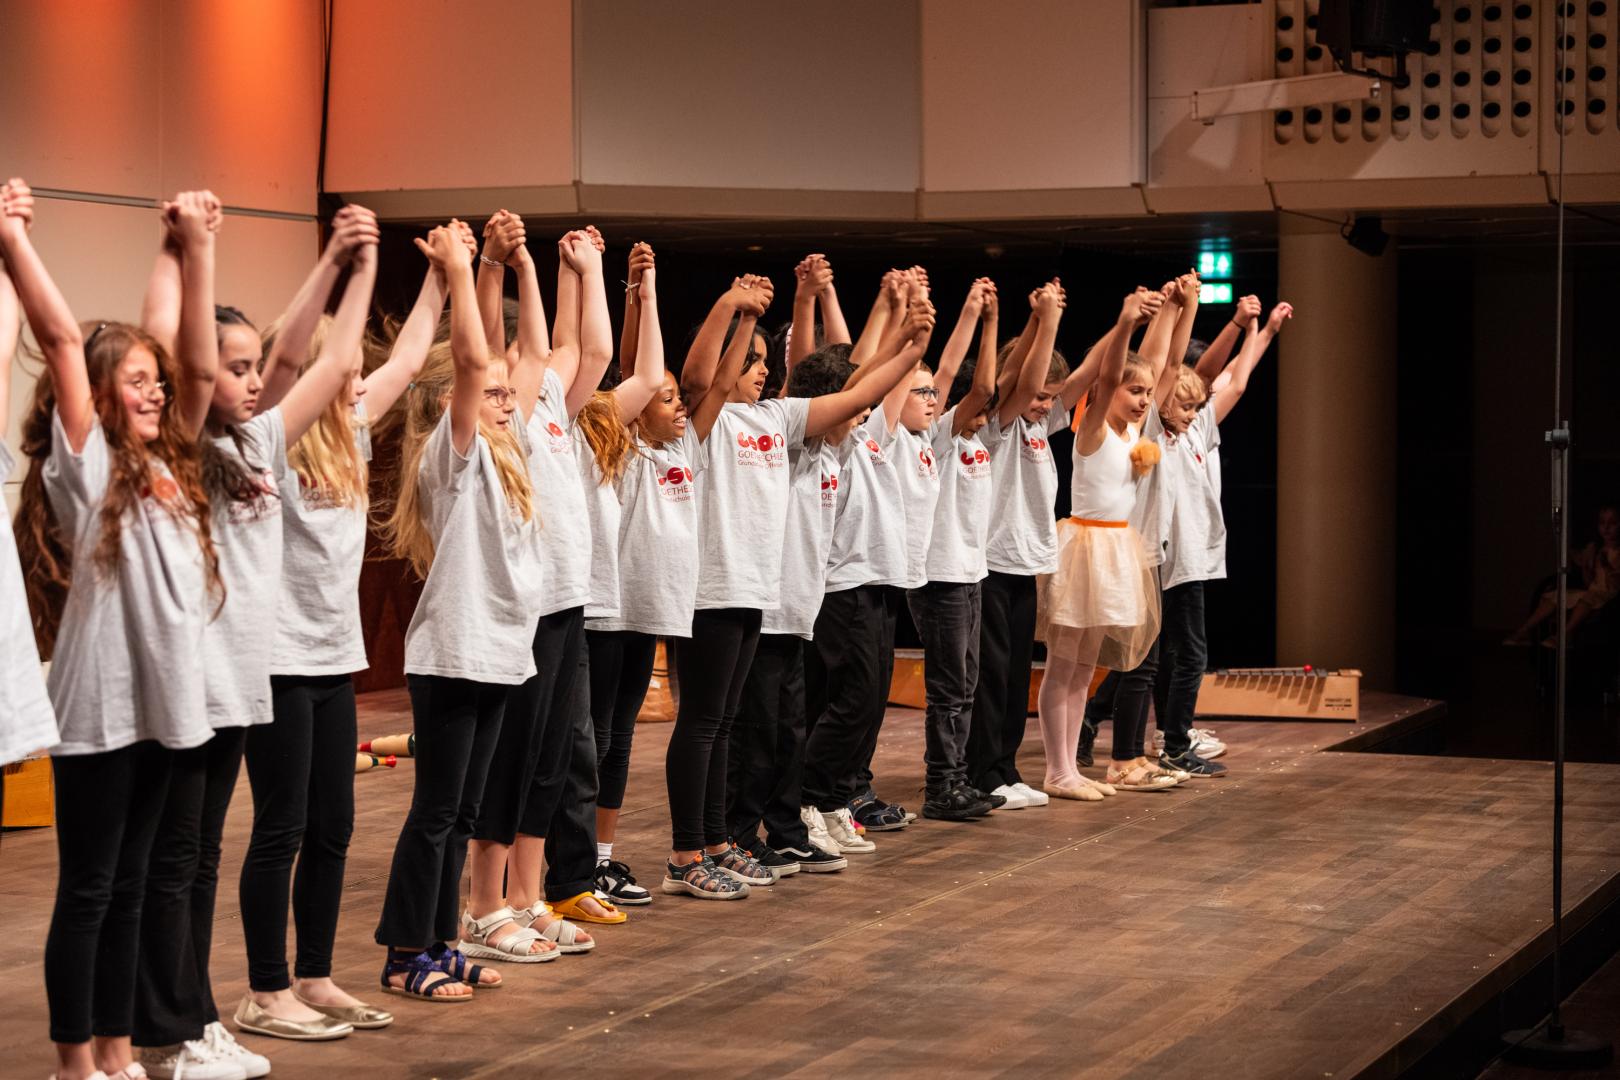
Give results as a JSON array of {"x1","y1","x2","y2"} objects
[
  {"x1": 1196, "y1": 669, "x2": 1362, "y2": 721},
  {"x1": 2, "y1": 757, "x2": 55, "y2": 828},
  {"x1": 638, "y1": 640, "x2": 676, "y2": 723}
]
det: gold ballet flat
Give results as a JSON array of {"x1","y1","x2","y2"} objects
[
  {"x1": 293, "y1": 992, "x2": 395, "y2": 1030},
  {"x1": 233, "y1": 995, "x2": 354, "y2": 1041}
]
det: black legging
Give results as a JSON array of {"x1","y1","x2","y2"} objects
[
  {"x1": 586, "y1": 629, "x2": 658, "y2": 811},
  {"x1": 135, "y1": 728, "x2": 246, "y2": 1047},
  {"x1": 239, "y1": 674, "x2": 357, "y2": 992},
  {"x1": 374, "y1": 675, "x2": 506, "y2": 948},
  {"x1": 45, "y1": 740, "x2": 173, "y2": 1046},
  {"x1": 667, "y1": 607, "x2": 761, "y2": 851}
]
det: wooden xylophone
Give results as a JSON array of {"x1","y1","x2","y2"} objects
[{"x1": 1197, "y1": 666, "x2": 1362, "y2": 721}]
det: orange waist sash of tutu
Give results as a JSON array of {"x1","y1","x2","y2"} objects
[{"x1": 1068, "y1": 517, "x2": 1128, "y2": 528}]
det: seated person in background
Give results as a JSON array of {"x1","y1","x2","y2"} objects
[{"x1": 1505, "y1": 503, "x2": 1620, "y2": 645}]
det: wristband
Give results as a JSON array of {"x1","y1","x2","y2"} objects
[{"x1": 478, "y1": 254, "x2": 504, "y2": 268}]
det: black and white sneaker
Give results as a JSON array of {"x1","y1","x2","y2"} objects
[
  {"x1": 750, "y1": 845, "x2": 802, "y2": 878},
  {"x1": 775, "y1": 843, "x2": 848, "y2": 873},
  {"x1": 594, "y1": 859, "x2": 653, "y2": 905},
  {"x1": 1160, "y1": 749, "x2": 1228, "y2": 779}
]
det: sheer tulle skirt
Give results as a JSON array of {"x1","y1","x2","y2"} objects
[{"x1": 1037, "y1": 518, "x2": 1160, "y2": 672}]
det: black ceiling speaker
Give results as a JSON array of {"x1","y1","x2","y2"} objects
[{"x1": 1318, "y1": 0, "x2": 1434, "y2": 61}]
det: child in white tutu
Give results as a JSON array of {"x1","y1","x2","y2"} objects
[{"x1": 1037, "y1": 287, "x2": 1168, "y2": 800}]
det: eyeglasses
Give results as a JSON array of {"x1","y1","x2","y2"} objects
[
  {"x1": 483, "y1": 386, "x2": 518, "y2": 406},
  {"x1": 124, "y1": 373, "x2": 170, "y2": 400},
  {"x1": 908, "y1": 387, "x2": 940, "y2": 401}
]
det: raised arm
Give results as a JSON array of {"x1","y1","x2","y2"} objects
[
  {"x1": 477, "y1": 211, "x2": 525, "y2": 358},
  {"x1": 1001, "y1": 282, "x2": 1064, "y2": 422},
  {"x1": 933, "y1": 277, "x2": 992, "y2": 398},
  {"x1": 1212, "y1": 300, "x2": 1290, "y2": 423},
  {"x1": 548, "y1": 229, "x2": 583, "y2": 405},
  {"x1": 0, "y1": 239, "x2": 20, "y2": 440},
  {"x1": 690, "y1": 309, "x2": 759, "y2": 442},
  {"x1": 170, "y1": 191, "x2": 222, "y2": 437},
  {"x1": 683, "y1": 275, "x2": 771, "y2": 409},
  {"x1": 1155, "y1": 271, "x2": 1201, "y2": 407},
  {"x1": 951, "y1": 287, "x2": 1000, "y2": 437},
  {"x1": 789, "y1": 254, "x2": 823, "y2": 367},
  {"x1": 564, "y1": 226, "x2": 612, "y2": 418},
  {"x1": 412, "y1": 222, "x2": 488, "y2": 455},
  {"x1": 365, "y1": 256, "x2": 450, "y2": 420},
  {"x1": 275, "y1": 220, "x2": 379, "y2": 442},
  {"x1": 0, "y1": 179, "x2": 93, "y2": 449},
  {"x1": 259, "y1": 206, "x2": 377, "y2": 412},
  {"x1": 1195, "y1": 293, "x2": 1259, "y2": 384},
  {"x1": 814, "y1": 302, "x2": 936, "y2": 437},
  {"x1": 848, "y1": 271, "x2": 900, "y2": 368},
  {"x1": 1133, "y1": 279, "x2": 1180, "y2": 385},
  {"x1": 617, "y1": 241, "x2": 651, "y2": 383},
  {"x1": 139, "y1": 227, "x2": 183, "y2": 360},
  {"x1": 817, "y1": 257, "x2": 851, "y2": 345},
  {"x1": 1078, "y1": 289, "x2": 1157, "y2": 451},
  {"x1": 510, "y1": 242, "x2": 551, "y2": 420},
  {"x1": 613, "y1": 246, "x2": 663, "y2": 423},
  {"x1": 877, "y1": 293, "x2": 934, "y2": 433}
]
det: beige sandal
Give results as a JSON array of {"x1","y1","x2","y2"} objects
[{"x1": 1105, "y1": 759, "x2": 1179, "y2": 792}]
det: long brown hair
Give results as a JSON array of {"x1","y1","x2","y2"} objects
[
  {"x1": 273, "y1": 313, "x2": 369, "y2": 508},
  {"x1": 574, "y1": 390, "x2": 638, "y2": 485},
  {"x1": 14, "y1": 322, "x2": 222, "y2": 657}
]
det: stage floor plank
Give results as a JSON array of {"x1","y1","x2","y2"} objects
[{"x1": 2, "y1": 691, "x2": 1616, "y2": 1080}]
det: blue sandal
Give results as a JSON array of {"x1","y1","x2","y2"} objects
[
  {"x1": 380, "y1": 948, "x2": 471, "y2": 1003},
  {"x1": 427, "y1": 941, "x2": 502, "y2": 988}
]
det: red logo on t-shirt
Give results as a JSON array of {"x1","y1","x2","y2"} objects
[
  {"x1": 916, "y1": 447, "x2": 936, "y2": 478},
  {"x1": 655, "y1": 464, "x2": 694, "y2": 502},
  {"x1": 734, "y1": 431, "x2": 786, "y2": 469},
  {"x1": 658, "y1": 466, "x2": 694, "y2": 486},
  {"x1": 547, "y1": 422, "x2": 564, "y2": 437},
  {"x1": 1021, "y1": 433, "x2": 1050, "y2": 463}
]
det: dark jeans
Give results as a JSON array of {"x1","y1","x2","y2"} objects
[
  {"x1": 587, "y1": 629, "x2": 658, "y2": 812},
  {"x1": 374, "y1": 676, "x2": 506, "y2": 947},
  {"x1": 967, "y1": 571, "x2": 1038, "y2": 791},
  {"x1": 1154, "y1": 581, "x2": 1208, "y2": 757},
  {"x1": 477, "y1": 607, "x2": 585, "y2": 846},
  {"x1": 1085, "y1": 635, "x2": 1161, "y2": 762},
  {"x1": 135, "y1": 728, "x2": 245, "y2": 1047},
  {"x1": 667, "y1": 607, "x2": 761, "y2": 850},
  {"x1": 239, "y1": 675, "x2": 357, "y2": 992},
  {"x1": 906, "y1": 580, "x2": 982, "y2": 795},
  {"x1": 804, "y1": 585, "x2": 898, "y2": 812},
  {"x1": 524, "y1": 644, "x2": 599, "y2": 902},
  {"x1": 728, "y1": 634, "x2": 812, "y2": 851},
  {"x1": 45, "y1": 741, "x2": 172, "y2": 1045}
]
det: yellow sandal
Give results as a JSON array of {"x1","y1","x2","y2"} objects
[{"x1": 549, "y1": 891, "x2": 628, "y2": 925}]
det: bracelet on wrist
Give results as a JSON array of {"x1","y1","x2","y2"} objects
[{"x1": 478, "y1": 254, "x2": 504, "y2": 268}]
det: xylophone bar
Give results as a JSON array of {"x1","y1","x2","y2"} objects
[{"x1": 1216, "y1": 666, "x2": 1319, "y2": 677}]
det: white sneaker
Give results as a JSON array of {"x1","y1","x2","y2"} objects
[
  {"x1": 824, "y1": 807, "x2": 876, "y2": 854},
  {"x1": 799, "y1": 806, "x2": 843, "y2": 859},
  {"x1": 990, "y1": 784, "x2": 1031, "y2": 809},
  {"x1": 203, "y1": 1023, "x2": 270, "y2": 1079},
  {"x1": 1011, "y1": 781, "x2": 1050, "y2": 807},
  {"x1": 140, "y1": 1039, "x2": 249, "y2": 1080},
  {"x1": 1189, "y1": 728, "x2": 1227, "y2": 759}
]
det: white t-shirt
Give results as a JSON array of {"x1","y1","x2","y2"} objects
[
  {"x1": 693, "y1": 399, "x2": 809, "y2": 610},
  {"x1": 43, "y1": 413, "x2": 213, "y2": 754},
  {"x1": 272, "y1": 400, "x2": 371, "y2": 676},
  {"x1": 984, "y1": 406, "x2": 1067, "y2": 576},
  {"x1": 1160, "y1": 408, "x2": 1228, "y2": 590},
  {"x1": 202, "y1": 410, "x2": 286, "y2": 729},
  {"x1": 1127, "y1": 405, "x2": 1170, "y2": 567},
  {"x1": 923, "y1": 409, "x2": 995, "y2": 584},
  {"x1": 0, "y1": 443, "x2": 57, "y2": 764},
  {"x1": 403, "y1": 413, "x2": 542, "y2": 684},
  {"x1": 762, "y1": 441, "x2": 839, "y2": 639},
  {"x1": 527, "y1": 369, "x2": 592, "y2": 616},
  {"x1": 823, "y1": 403, "x2": 909, "y2": 594},
  {"x1": 889, "y1": 418, "x2": 942, "y2": 589},
  {"x1": 576, "y1": 426, "x2": 622, "y2": 621},
  {"x1": 590, "y1": 428, "x2": 701, "y2": 637}
]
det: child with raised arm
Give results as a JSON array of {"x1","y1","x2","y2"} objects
[
  {"x1": 7, "y1": 180, "x2": 220, "y2": 1080},
  {"x1": 0, "y1": 197, "x2": 57, "y2": 804},
  {"x1": 233, "y1": 208, "x2": 432, "y2": 1047},
  {"x1": 372, "y1": 220, "x2": 537, "y2": 1003}
]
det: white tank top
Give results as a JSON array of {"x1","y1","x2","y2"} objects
[{"x1": 1069, "y1": 419, "x2": 1138, "y2": 522}]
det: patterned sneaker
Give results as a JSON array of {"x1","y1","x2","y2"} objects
[
  {"x1": 799, "y1": 806, "x2": 843, "y2": 857},
  {"x1": 662, "y1": 854, "x2": 750, "y2": 900},
  {"x1": 594, "y1": 859, "x2": 653, "y2": 905},
  {"x1": 849, "y1": 790, "x2": 910, "y2": 832},
  {"x1": 1161, "y1": 749, "x2": 1228, "y2": 778},
  {"x1": 708, "y1": 843, "x2": 776, "y2": 886},
  {"x1": 140, "y1": 1039, "x2": 248, "y2": 1080},
  {"x1": 775, "y1": 843, "x2": 848, "y2": 872},
  {"x1": 823, "y1": 807, "x2": 876, "y2": 853},
  {"x1": 746, "y1": 844, "x2": 802, "y2": 878}
]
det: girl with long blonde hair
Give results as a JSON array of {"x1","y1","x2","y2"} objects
[{"x1": 371, "y1": 220, "x2": 538, "y2": 1002}]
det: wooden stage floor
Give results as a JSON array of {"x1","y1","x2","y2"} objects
[{"x1": 3, "y1": 692, "x2": 1619, "y2": 1079}]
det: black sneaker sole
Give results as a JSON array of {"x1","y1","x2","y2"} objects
[{"x1": 602, "y1": 892, "x2": 654, "y2": 905}]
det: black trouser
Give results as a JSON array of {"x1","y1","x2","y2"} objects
[
  {"x1": 134, "y1": 728, "x2": 245, "y2": 1047},
  {"x1": 804, "y1": 585, "x2": 898, "y2": 812},
  {"x1": 667, "y1": 607, "x2": 761, "y2": 851},
  {"x1": 1153, "y1": 581, "x2": 1208, "y2": 757},
  {"x1": 520, "y1": 643, "x2": 599, "y2": 902},
  {"x1": 1084, "y1": 636, "x2": 1161, "y2": 763},
  {"x1": 374, "y1": 676, "x2": 505, "y2": 947},
  {"x1": 728, "y1": 633, "x2": 812, "y2": 852},
  {"x1": 586, "y1": 629, "x2": 658, "y2": 812},
  {"x1": 45, "y1": 741, "x2": 172, "y2": 1045},
  {"x1": 906, "y1": 580, "x2": 982, "y2": 796},
  {"x1": 476, "y1": 607, "x2": 585, "y2": 846},
  {"x1": 239, "y1": 674, "x2": 357, "y2": 992},
  {"x1": 966, "y1": 571, "x2": 1038, "y2": 792}
]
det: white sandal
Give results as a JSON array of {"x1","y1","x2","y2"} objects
[
  {"x1": 514, "y1": 901, "x2": 596, "y2": 953},
  {"x1": 458, "y1": 907, "x2": 559, "y2": 963}
]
